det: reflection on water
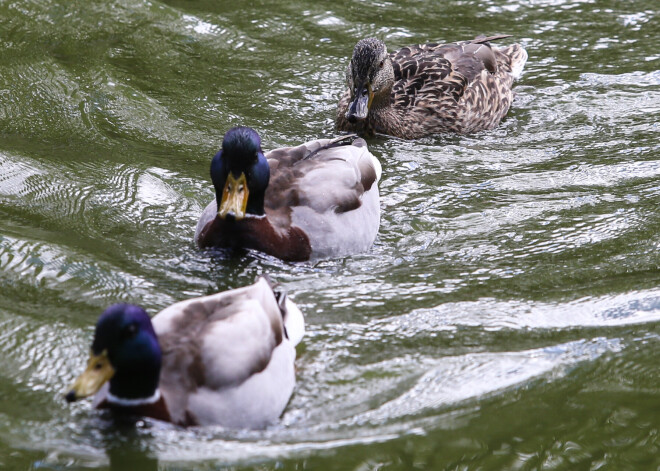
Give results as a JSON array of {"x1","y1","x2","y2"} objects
[{"x1": 0, "y1": 0, "x2": 659, "y2": 468}]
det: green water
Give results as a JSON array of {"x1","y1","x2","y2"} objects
[{"x1": 1, "y1": 0, "x2": 659, "y2": 469}]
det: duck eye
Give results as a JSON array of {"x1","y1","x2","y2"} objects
[{"x1": 124, "y1": 323, "x2": 138, "y2": 338}]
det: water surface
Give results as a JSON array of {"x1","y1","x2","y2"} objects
[{"x1": 0, "y1": 0, "x2": 659, "y2": 469}]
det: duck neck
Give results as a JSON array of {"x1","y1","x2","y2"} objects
[
  {"x1": 106, "y1": 388, "x2": 161, "y2": 406},
  {"x1": 101, "y1": 391, "x2": 173, "y2": 424},
  {"x1": 108, "y1": 359, "x2": 161, "y2": 402},
  {"x1": 368, "y1": 96, "x2": 408, "y2": 137},
  {"x1": 370, "y1": 87, "x2": 392, "y2": 112}
]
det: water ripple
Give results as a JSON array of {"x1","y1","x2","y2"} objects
[
  {"x1": 350, "y1": 337, "x2": 623, "y2": 425},
  {"x1": 0, "y1": 0, "x2": 659, "y2": 468},
  {"x1": 379, "y1": 289, "x2": 660, "y2": 333}
]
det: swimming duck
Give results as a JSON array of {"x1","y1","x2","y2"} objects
[
  {"x1": 336, "y1": 35, "x2": 528, "y2": 139},
  {"x1": 65, "y1": 277, "x2": 305, "y2": 429},
  {"x1": 195, "y1": 126, "x2": 381, "y2": 261}
]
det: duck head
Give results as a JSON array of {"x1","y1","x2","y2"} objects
[
  {"x1": 211, "y1": 127, "x2": 270, "y2": 221},
  {"x1": 345, "y1": 38, "x2": 394, "y2": 123},
  {"x1": 65, "y1": 304, "x2": 162, "y2": 403}
]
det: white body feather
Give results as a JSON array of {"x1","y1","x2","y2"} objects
[{"x1": 148, "y1": 277, "x2": 303, "y2": 428}]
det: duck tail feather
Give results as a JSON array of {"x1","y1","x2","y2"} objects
[
  {"x1": 472, "y1": 34, "x2": 513, "y2": 44},
  {"x1": 505, "y1": 44, "x2": 528, "y2": 79},
  {"x1": 303, "y1": 133, "x2": 359, "y2": 160}
]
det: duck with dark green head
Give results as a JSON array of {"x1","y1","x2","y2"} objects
[
  {"x1": 65, "y1": 303, "x2": 165, "y2": 411},
  {"x1": 195, "y1": 126, "x2": 381, "y2": 261},
  {"x1": 65, "y1": 277, "x2": 305, "y2": 428},
  {"x1": 336, "y1": 35, "x2": 528, "y2": 139},
  {"x1": 210, "y1": 126, "x2": 270, "y2": 221}
]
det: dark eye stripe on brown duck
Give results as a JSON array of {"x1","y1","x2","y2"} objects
[
  {"x1": 195, "y1": 126, "x2": 382, "y2": 262},
  {"x1": 65, "y1": 277, "x2": 305, "y2": 429},
  {"x1": 336, "y1": 35, "x2": 528, "y2": 139}
]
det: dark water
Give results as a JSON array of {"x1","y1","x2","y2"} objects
[{"x1": 1, "y1": 0, "x2": 659, "y2": 469}]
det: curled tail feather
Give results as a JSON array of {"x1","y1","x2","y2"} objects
[{"x1": 499, "y1": 44, "x2": 528, "y2": 80}]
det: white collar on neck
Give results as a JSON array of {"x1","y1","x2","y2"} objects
[
  {"x1": 106, "y1": 388, "x2": 161, "y2": 407},
  {"x1": 243, "y1": 213, "x2": 266, "y2": 220}
]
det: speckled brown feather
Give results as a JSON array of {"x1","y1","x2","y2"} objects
[{"x1": 336, "y1": 35, "x2": 528, "y2": 139}]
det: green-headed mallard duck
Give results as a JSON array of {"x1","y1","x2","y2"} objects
[
  {"x1": 195, "y1": 126, "x2": 381, "y2": 261},
  {"x1": 336, "y1": 35, "x2": 528, "y2": 139},
  {"x1": 65, "y1": 277, "x2": 305, "y2": 429}
]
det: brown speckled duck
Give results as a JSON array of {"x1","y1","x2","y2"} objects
[
  {"x1": 195, "y1": 127, "x2": 381, "y2": 261},
  {"x1": 65, "y1": 277, "x2": 304, "y2": 429},
  {"x1": 336, "y1": 35, "x2": 528, "y2": 139}
]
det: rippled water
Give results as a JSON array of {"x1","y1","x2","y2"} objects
[{"x1": 1, "y1": 0, "x2": 659, "y2": 469}]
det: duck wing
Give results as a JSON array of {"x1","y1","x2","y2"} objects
[
  {"x1": 391, "y1": 35, "x2": 513, "y2": 106},
  {"x1": 152, "y1": 277, "x2": 302, "y2": 428},
  {"x1": 265, "y1": 137, "x2": 381, "y2": 258},
  {"x1": 266, "y1": 136, "x2": 380, "y2": 215}
]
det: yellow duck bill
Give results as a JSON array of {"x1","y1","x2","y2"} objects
[
  {"x1": 65, "y1": 350, "x2": 115, "y2": 402},
  {"x1": 218, "y1": 172, "x2": 249, "y2": 220}
]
